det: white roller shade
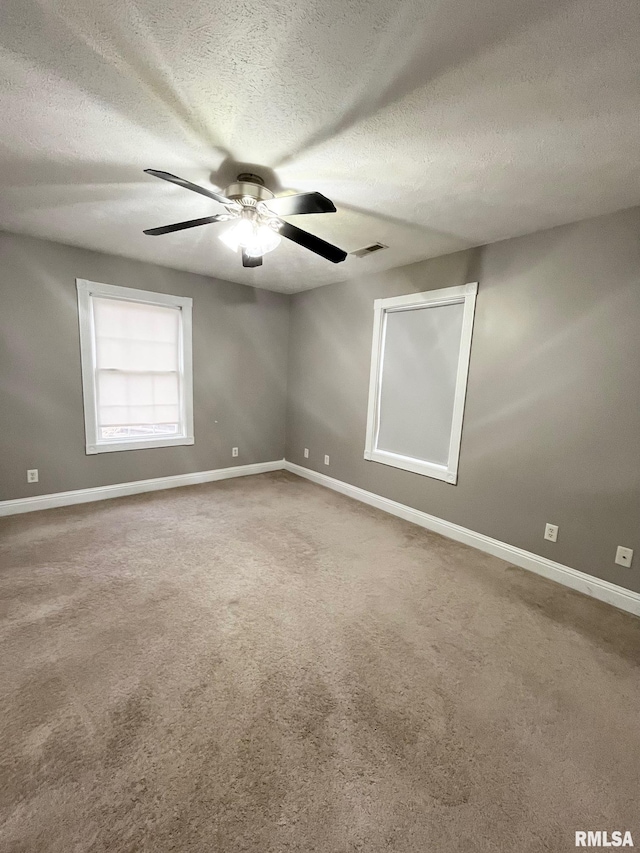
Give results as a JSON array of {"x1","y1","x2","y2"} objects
[
  {"x1": 92, "y1": 297, "x2": 182, "y2": 432},
  {"x1": 377, "y1": 302, "x2": 465, "y2": 466},
  {"x1": 364, "y1": 283, "x2": 477, "y2": 484}
]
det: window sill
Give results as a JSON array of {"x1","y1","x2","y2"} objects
[
  {"x1": 86, "y1": 436, "x2": 195, "y2": 454},
  {"x1": 364, "y1": 449, "x2": 457, "y2": 484}
]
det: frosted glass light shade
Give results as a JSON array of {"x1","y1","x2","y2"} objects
[{"x1": 219, "y1": 220, "x2": 281, "y2": 257}]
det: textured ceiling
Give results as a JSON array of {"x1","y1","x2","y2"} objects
[{"x1": 0, "y1": 0, "x2": 639, "y2": 293}]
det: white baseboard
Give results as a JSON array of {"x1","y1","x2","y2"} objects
[
  {"x1": 3, "y1": 458, "x2": 637, "y2": 618},
  {"x1": 284, "y1": 461, "x2": 640, "y2": 618},
  {"x1": 0, "y1": 460, "x2": 285, "y2": 517}
]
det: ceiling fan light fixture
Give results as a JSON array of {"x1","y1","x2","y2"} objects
[{"x1": 218, "y1": 218, "x2": 281, "y2": 258}]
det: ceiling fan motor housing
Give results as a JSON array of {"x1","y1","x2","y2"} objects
[{"x1": 225, "y1": 174, "x2": 274, "y2": 206}]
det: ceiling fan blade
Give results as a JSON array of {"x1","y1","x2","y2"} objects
[
  {"x1": 261, "y1": 192, "x2": 336, "y2": 216},
  {"x1": 277, "y1": 221, "x2": 347, "y2": 263},
  {"x1": 144, "y1": 169, "x2": 235, "y2": 207},
  {"x1": 242, "y1": 250, "x2": 263, "y2": 268},
  {"x1": 144, "y1": 215, "x2": 227, "y2": 236}
]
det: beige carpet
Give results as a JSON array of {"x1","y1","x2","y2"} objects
[{"x1": 1, "y1": 472, "x2": 639, "y2": 852}]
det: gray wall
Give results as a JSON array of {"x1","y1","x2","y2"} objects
[
  {"x1": 286, "y1": 206, "x2": 640, "y2": 593},
  {"x1": 0, "y1": 231, "x2": 289, "y2": 501}
]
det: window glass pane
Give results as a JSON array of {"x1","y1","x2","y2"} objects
[
  {"x1": 99, "y1": 424, "x2": 179, "y2": 440},
  {"x1": 376, "y1": 302, "x2": 465, "y2": 466},
  {"x1": 98, "y1": 403, "x2": 180, "y2": 427},
  {"x1": 97, "y1": 372, "x2": 180, "y2": 408}
]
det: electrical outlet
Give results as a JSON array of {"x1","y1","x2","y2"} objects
[
  {"x1": 324, "y1": 455, "x2": 330, "y2": 466},
  {"x1": 232, "y1": 447, "x2": 238, "y2": 458},
  {"x1": 27, "y1": 469, "x2": 39, "y2": 484},
  {"x1": 544, "y1": 523, "x2": 558, "y2": 542},
  {"x1": 304, "y1": 448, "x2": 309, "y2": 459},
  {"x1": 615, "y1": 546, "x2": 633, "y2": 568}
]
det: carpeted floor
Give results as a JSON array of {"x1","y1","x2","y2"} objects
[{"x1": 1, "y1": 472, "x2": 639, "y2": 852}]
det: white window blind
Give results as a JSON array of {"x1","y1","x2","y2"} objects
[
  {"x1": 93, "y1": 297, "x2": 181, "y2": 439},
  {"x1": 77, "y1": 280, "x2": 193, "y2": 454}
]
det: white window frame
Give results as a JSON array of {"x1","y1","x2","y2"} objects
[
  {"x1": 76, "y1": 279, "x2": 194, "y2": 454},
  {"x1": 364, "y1": 282, "x2": 478, "y2": 484}
]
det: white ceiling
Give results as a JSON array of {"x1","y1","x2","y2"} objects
[{"x1": 1, "y1": 0, "x2": 639, "y2": 293}]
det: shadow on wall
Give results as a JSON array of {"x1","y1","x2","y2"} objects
[
  {"x1": 192, "y1": 293, "x2": 288, "y2": 460},
  {"x1": 463, "y1": 223, "x2": 640, "y2": 504},
  {"x1": 138, "y1": 261, "x2": 260, "y2": 307},
  {"x1": 0, "y1": 239, "x2": 89, "y2": 484},
  {"x1": 288, "y1": 215, "x2": 640, "y2": 501},
  {"x1": 94, "y1": 251, "x2": 286, "y2": 462},
  {"x1": 288, "y1": 246, "x2": 483, "y2": 442},
  {"x1": 0, "y1": 233, "x2": 288, "y2": 490}
]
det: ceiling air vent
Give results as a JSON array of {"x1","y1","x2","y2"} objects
[{"x1": 351, "y1": 242, "x2": 388, "y2": 258}]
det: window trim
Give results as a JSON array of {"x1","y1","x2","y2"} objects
[
  {"x1": 364, "y1": 282, "x2": 478, "y2": 484},
  {"x1": 76, "y1": 279, "x2": 194, "y2": 454}
]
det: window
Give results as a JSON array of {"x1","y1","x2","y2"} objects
[
  {"x1": 364, "y1": 283, "x2": 477, "y2": 484},
  {"x1": 76, "y1": 279, "x2": 193, "y2": 454}
]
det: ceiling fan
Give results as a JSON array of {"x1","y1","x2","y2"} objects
[{"x1": 143, "y1": 170, "x2": 347, "y2": 268}]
